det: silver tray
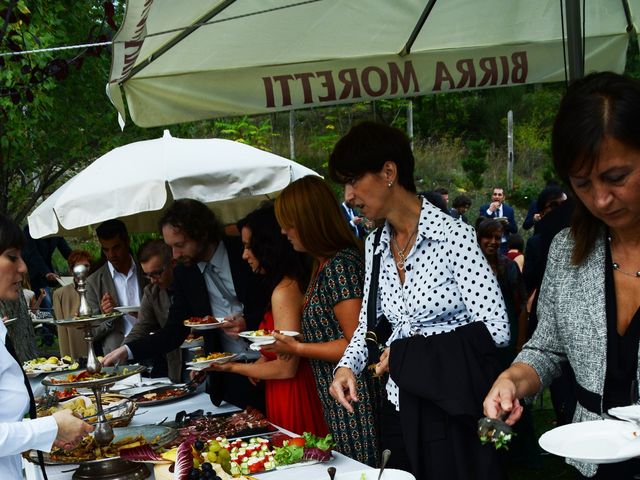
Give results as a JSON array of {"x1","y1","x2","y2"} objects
[
  {"x1": 53, "y1": 312, "x2": 123, "y2": 328},
  {"x1": 128, "y1": 385, "x2": 197, "y2": 406},
  {"x1": 41, "y1": 365, "x2": 146, "y2": 388},
  {"x1": 29, "y1": 424, "x2": 177, "y2": 465}
]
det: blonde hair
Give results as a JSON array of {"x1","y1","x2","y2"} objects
[{"x1": 275, "y1": 176, "x2": 361, "y2": 258}]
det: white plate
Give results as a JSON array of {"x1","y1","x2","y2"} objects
[
  {"x1": 609, "y1": 405, "x2": 640, "y2": 422},
  {"x1": 115, "y1": 306, "x2": 140, "y2": 314},
  {"x1": 180, "y1": 337, "x2": 204, "y2": 349},
  {"x1": 313, "y1": 469, "x2": 415, "y2": 480},
  {"x1": 238, "y1": 330, "x2": 299, "y2": 343},
  {"x1": 186, "y1": 354, "x2": 238, "y2": 369},
  {"x1": 184, "y1": 317, "x2": 226, "y2": 330},
  {"x1": 3, "y1": 317, "x2": 17, "y2": 326},
  {"x1": 539, "y1": 419, "x2": 640, "y2": 463}
]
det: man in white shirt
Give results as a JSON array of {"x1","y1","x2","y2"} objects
[{"x1": 86, "y1": 219, "x2": 146, "y2": 354}]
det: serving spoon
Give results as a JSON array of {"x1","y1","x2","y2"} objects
[
  {"x1": 327, "y1": 466, "x2": 336, "y2": 480},
  {"x1": 378, "y1": 449, "x2": 391, "y2": 479}
]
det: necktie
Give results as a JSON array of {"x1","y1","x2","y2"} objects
[
  {"x1": 4, "y1": 334, "x2": 49, "y2": 480},
  {"x1": 205, "y1": 264, "x2": 243, "y2": 313}
]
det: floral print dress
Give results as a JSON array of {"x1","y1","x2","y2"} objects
[{"x1": 302, "y1": 247, "x2": 380, "y2": 466}]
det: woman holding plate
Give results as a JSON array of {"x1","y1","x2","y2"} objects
[
  {"x1": 265, "y1": 176, "x2": 381, "y2": 467},
  {"x1": 0, "y1": 214, "x2": 93, "y2": 478},
  {"x1": 483, "y1": 72, "x2": 640, "y2": 479},
  {"x1": 202, "y1": 203, "x2": 327, "y2": 436}
]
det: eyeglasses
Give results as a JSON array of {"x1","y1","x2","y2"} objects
[{"x1": 143, "y1": 264, "x2": 168, "y2": 280}]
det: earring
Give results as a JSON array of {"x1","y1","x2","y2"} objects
[{"x1": 388, "y1": 181, "x2": 393, "y2": 188}]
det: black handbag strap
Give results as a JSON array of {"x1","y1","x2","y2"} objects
[{"x1": 367, "y1": 227, "x2": 384, "y2": 330}]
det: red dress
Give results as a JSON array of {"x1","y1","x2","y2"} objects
[{"x1": 260, "y1": 311, "x2": 328, "y2": 436}]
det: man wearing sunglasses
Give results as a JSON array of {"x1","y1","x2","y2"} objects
[{"x1": 122, "y1": 239, "x2": 182, "y2": 383}]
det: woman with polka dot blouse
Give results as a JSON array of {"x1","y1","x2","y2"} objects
[
  {"x1": 328, "y1": 122, "x2": 510, "y2": 478},
  {"x1": 265, "y1": 175, "x2": 382, "y2": 466}
]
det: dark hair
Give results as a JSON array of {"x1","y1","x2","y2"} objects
[
  {"x1": 452, "y1": 194, "x2": 472, "y2": 209},
  {"x1": 419, "y1": 191, "x2": 448, "y2": 213},
  {"x1": 159, "y1": 199, "x2": 222, "y2": 245},
  {"x1": 552, "y1": 71, "x2": 640, "y2": 264},
  {"x1": 95, "y1": 219, "x2": 128, "y2": 241},
  {"x1": 237, "y1": 202, "x2": 310, "y2": 295},
  {"x1": 476, "y1": 218, "x2": 504, "y2": 239},
  {"x1": 328, "y1": 121, "x2": 416, "y2": 193},
  {"x1": 507, "y1": 233, "x2": 524, "y2": 252},
  {"x1": 536, "y1": 186, "x2": 565, "y2": 212},
  {"x1": 435, "y1": 187, "x2": 449, "y2": 196},
  {"x1": 0, "y1": 215, "x2": 25, "y2": 253},
  {"x1": 138, "y1": 239, "x2": 171, "y2": 264}
]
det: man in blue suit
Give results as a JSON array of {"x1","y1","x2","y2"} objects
[{"x1": 479, "y1": 187, "x2": 517, "y2": 254}]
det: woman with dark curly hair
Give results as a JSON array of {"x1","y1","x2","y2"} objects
[{"x1": 203, "y1": 202, "x2": 328, "y2": 436}]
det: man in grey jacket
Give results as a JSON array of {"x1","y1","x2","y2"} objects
[
  {"x1": 86, "y1": 220, "x2": 146, "y2": 354},
  {"x1": 123, "y1": 239, "x2": 182, "y2": 383}
]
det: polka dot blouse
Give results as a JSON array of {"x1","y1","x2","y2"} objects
[{"x1": 337, "y1": 198, "x2": 510, "y2": 409}]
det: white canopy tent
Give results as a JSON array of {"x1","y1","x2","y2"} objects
[
  {"x1": 27, "y1": 131, "x2": 320, "y2": 238},
  {"x1": 108, "y1": 0, "x2": 640, "y2": 127}
]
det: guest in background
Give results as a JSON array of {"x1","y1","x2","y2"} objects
[
  {"x1": 86, "y1": 219, "x2": 146, "y2": 354},
  {"x1": 505, "y1": 234, "x2": 525, "y2": 272},
  {"x1": 449, "y1": 194, "x2": 472, "y2": 223},
  {"x1": 52, "y1": 250, "x2": 92, "y2": 359},
  {"x1": 340, "y1": 191, "x2": 366, "y2": 239},
  {"x1": 435, "y1": 187, "x2": 449, "y2": 208},
  {"x1": 21, "y1": 225, "x2": 71, "y2": 312},
  {"x1": 479, "y1": 187, "x2": 518, "y2": 253},
  {"x1": 205, "y1": 203, "x2": 328, "y2": 436},
  {"x1": 123, "y1": 240, "x2": 182, "y2": 383}
]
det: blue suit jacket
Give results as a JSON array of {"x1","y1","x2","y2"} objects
[{"x1": 478, "y1": 203, "x2": 518, "y2": 235}]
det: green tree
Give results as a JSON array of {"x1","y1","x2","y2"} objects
[{"x1": 461, "y1": 139, "x2": 488, "y2": 190}]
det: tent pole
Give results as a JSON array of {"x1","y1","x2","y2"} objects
[
  {"x1": 565, "y1": 0, "x2": 584, "y2": 83},
  {"x1": 407, "y1": 100, "x2": 414, "y2": 151},
  {"x1": 289, "y1": 110, "x2": 295, "y2": 160}
]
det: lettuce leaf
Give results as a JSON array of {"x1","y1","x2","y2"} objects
[
  {"x1": 174, "y1": 441, "x2": 194, "y2": 480},
  {"x1": 274, "y1": 444, "x2": 304, "y2": 465},
  {"x1": 302, "y1": 432, "x2": 335, "y2": 451},
  {"x1": 119, "y1": 444, "x2": 163, "y2": 462},
  {"x1": 302, "y1": 447, "x2": 332, "y2": 462}
]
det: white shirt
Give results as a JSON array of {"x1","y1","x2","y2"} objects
[
  {"x1": 197, "y1": 242, "x2": 255, "y2": 358},
  {"x1": 0, "y1": 322, "x2": 57, "y2": 477},
  {"x1": 107, "y1": 257, "x2": 140, "y2": 337},
  {"x1": 337, "y1": 198, "x2": 510, "y2": 409}
]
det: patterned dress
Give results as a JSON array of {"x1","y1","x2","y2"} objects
[{"x1": 302, "y1": 247, "x2": 380, "y2": 466}]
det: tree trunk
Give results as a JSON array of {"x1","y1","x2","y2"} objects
[{"x1": 1, "y1": 289, "x2": 39, "y2": 362}]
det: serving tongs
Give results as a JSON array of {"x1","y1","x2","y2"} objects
[{"x1": 477, "y1": 416, "x2": 513, "y2": 443}]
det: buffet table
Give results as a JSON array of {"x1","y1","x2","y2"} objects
[{"x1": 23, "y1": 389, "x2": 372, "y2": 479}]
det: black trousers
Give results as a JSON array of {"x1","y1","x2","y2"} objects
[{"x1": 379, "y1": 399, "x2": 413, "y2": 472}]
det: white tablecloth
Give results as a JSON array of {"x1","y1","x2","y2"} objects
[{"x1": 24, "y1": 387, "x2": 370, "y2": 479}]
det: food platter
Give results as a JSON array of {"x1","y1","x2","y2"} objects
[
  {"x1": 187, "y1": 353, "x2": 237, "y2": 370},
  {"x1": 34, "y1": 424, "x2": 177, "y2": 465},
  {"x1": 114, "y1": 306, "x2": 140, "y2": 314},
  {"x1": 181, "y1": 335, "x2": 204, "y2": 349},
  {"x1": 23, "y1": 355, "x2": 79, "y2": 377},
  {"x1": 54, "y1": 311, "x2": 123, "y2": 328},
  {"x1": 239, "y1": 330, "x2": 299, "y2": 344},
  {"x1": 42, "y1": 365, "x2": 146, "y2": 388},
  {"x1": 184, "y1": 316, "x2": 227, "y2": 330},
  {"x1": 37, "y1": 394, "x2": 138, "y2": 427},
  {"x1": 128, "y1": 385, "x2": 197, "y2": 406},
  {"x1": 539, "y1": 419, "x2": 640, "y2": 463}
]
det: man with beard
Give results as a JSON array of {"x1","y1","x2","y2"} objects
[{"x1": 103, "y1": 200, "x2": 268, "y2": 410}]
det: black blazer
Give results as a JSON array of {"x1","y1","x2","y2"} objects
[{"x1": 126, "y1": 236, "x2": 268, "y2": 409}]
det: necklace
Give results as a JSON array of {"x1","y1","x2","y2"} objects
[
  {"x1": 392, "y1": 227, "x2": 418, "y2": 271},
  {"x1": 608, "y1": 236, "x2": 640, "y2": 278}
]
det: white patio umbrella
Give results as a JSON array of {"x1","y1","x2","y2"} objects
[
  {"x1": 107, "y1": 0, "x2": 640, "y2": 127},
  {"x1": 27, "y1": 131, "x2": 320, "y2": 238}
]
